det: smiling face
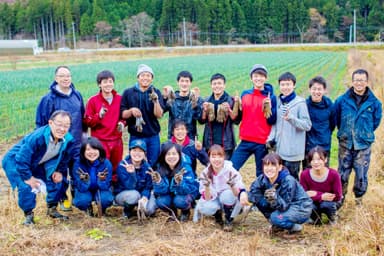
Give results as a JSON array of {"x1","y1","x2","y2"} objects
[
  {"x1": 211, "y1": 78, "x2": 225, "y2": 98},
  {"x1": 48, "y1": 114, "x2": 71, "y2": 140},
  {"x1": 137, "y1": 72, "x2": 153, "y2": 91},
  {"x1": 209, "y1": 152, "x2": 225, "y2": 172},
  {"x1": 173, "y1": 125, "x2": 187, "y2": 143},
  {"x1": 309, "y1": 82, "x2": 326, "y2": 103},
  {"x1": 55, "y1": 67, "x2": 72, "y2": 91},
  {"x1": 130, "y1": 147, "x2": 145, "y2": 163},
  {"x1": 263, "y1": 162, "x2": 282, "y2": 183},
  {"x1": 251, "y1": 72, "x2": 266, "y2": 90},
  {"x1": 279, "y1": 79, "x2": 295, "y2": 96},
  {"x1": 178, "y1": 77, "x2": 192, "y2": 95},
  {"x1": 352, "y1": 73, "x2": 368, "y2": 95},
  {"x1": 99, "y1": 77, "x2": 114, "y2": 96},
  {"x1": 310, "y1": 152, "x2": 327, "y2": 172},
  {"x1": 165, "y1": 146, "x2": 180, "y2": 170},
  {"x1": 84, "y1": 144, "x2": 100, "y2": 163}
]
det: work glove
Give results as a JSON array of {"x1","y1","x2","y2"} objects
[
  {"x1": 149, "y1": 87, "x2": 159, "y2": 103},
  {"x1": 174, "y1": 168, "x2": 186, "y2": 185}
]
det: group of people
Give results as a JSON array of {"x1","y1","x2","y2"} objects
[{"x1": 2, "y1": 62, "x2": 381, "y2": 234}]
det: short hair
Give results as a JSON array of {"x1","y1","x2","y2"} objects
[
  {"x1": 55, "y1": 66, "x2": 70, "y2": 74},
  {"x1": 278, "y1": 72, "x2": 296, "y2": 85},
  {"x1": 309, "y1": 76, "x2": 327, "y2": 89},
  {"x1": 171, "y1": 119, "x2": 188, "y2": 132},
  {"x1": 210, "y1": 73, "x2": 226, "y2": 83},
  {"x1": 262, "y1": 153, "x2": 282, "y2": 166},
  {"x1": 306, "y1": 146, "x2": 328, "y2": 163},
  {"x1": 97, "y1": 70, "x2": 115, "y2": 84},
  {"x1": 352, "y1": 69, "x2": 369, "y2": 81},
  {"x1": 177, "y1": 71, "x2": 193, "y2": 82},
  {"x1": 80, "y1": 136, "x2": 106, "y2": 163},
  {"x1": 49, "y1": 110, "x2": 72, "y2": 123}
]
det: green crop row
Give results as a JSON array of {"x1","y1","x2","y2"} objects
[{"x1": 0, "y1": 51, "x2": 347, "y2": 143}]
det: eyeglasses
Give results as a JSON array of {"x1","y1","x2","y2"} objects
[
  {"x1": 353, "y1": 79, "x2": 367, "y2": 83},
  {"x1": 56, "y1": 74, "x2": 71, "y2": 78},
  {"x1": 52, "y1": 120, "x2": 71, "y2": 129}
]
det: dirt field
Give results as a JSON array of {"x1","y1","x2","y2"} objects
[{"x1": 0, "y1": 49, "x2": 383, "y2": 256}]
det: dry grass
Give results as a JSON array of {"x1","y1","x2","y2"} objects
[{"x1": 1, "y1": 49, "x2": 384, "y2": 255}]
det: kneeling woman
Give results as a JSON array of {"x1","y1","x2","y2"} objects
[
  {"x1": 151, "y1": 142, "x2": 198, "y2": 221},
  {"x1": 246, "y1": 153, "x2": 312, "y2": 233},
  {"x1": 193, "y1": 144, "x2": 247, "y2": 232},
  {"x1": 72, "y1": 137, "x2": 114, "y2": 216}
]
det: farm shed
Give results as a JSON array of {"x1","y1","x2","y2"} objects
[{"x1": 0, "y1": 40, "x2": 40, "y2": 56}]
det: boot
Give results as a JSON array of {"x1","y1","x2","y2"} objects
[
  {"x1": 47, "y1": 204, "x2": 69, "y2": 220},
  {"x1": 214, "y1": 210, "x2": 224, "y2": 226},
  {"x1": 180, "y1": 209, "x2": 190, "y2": 222},
  {"x1": 23, "y1": 211, "x2": 35, "y2": 225},
  {"x1": 86, "y1": 205, "x2": 94, "y2": 217},
  {"x1": 223, "y1": 205, "x2": 234, "y2": 232},
  {"x1": 123, "y1": 203, "x2": 135, "y2": 218}
]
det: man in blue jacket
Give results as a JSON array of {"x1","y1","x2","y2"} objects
[
  {"x1": 334, "y1": 69, "x2": 382, "y2": 207},
  {"x1": 2, "y1": 111, "x2": 75, "y2": 225}
]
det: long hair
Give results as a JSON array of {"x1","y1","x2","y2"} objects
[
  {"x1": 80, "y1": 136, "x2": 106, "y2": 164},
  {"x1": 207, "y1": 144, "x2": 225, "y2": 183},
  {"x1": 156, "y1": 141, "x2": 183, "y2": 178}
]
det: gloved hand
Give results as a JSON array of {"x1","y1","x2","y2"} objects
[
  {"x1": 117, "y1": 121, "x2": 124, "y2": 132},
  {"x1": 97, "y1": 169, "x2": 108, "y2": 181},
  {"x1": 264, "y1": 184, "x2": 278, "y2": 205},
  {"x1": 262, "y1": 94, "x2": 272, "y2": 119},
  {"x1": 227, "y1": 172, "x2": 238, "y2": 187},
  {"x1": 199, "y1": 172, "x2": 211, "y2": 187},
  {"x1": 99, "y1": 105, "x2": 108, "y2": 118},
  {"x1": 77, "y1": 168, "x2": 90, "y2": 182},
  {"x1": 149, "y1": 87, "x2": 159, "y2": 103},
  {"x1": 135, "y1": 116, "x2": 146, "y2": 132},
  {"x1": 146, "y1": 168, "x2": 161, "y2": 183},
  {"x1": 174, "y1": 168, "x2": 186, "y2": 185}
]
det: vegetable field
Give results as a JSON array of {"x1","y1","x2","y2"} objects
[{"x1": 0, "y1": 51, "x2": 347, "y2": 143}]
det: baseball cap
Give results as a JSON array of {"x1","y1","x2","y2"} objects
[
  {"x1": 250, "y1": 64, "x2": 268, "y2": 77},
  {"x1": 129, "y1": 139, "x2": 147, "y2": 152}
]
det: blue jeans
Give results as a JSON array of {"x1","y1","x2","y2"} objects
[
  {"x1": 282, "y1": 160, "x2": 301, "y2": 180},
  {"x1": 115, "y1": 190, "x2": 157, "y2": 216},
  {"x1": 129, "y1": 134, "x2": 160, "y2": 167},
  {"x1": 338, "y1": 145, "x2": 371, "y2": 198},
  {"x1": 231, "y1": 140, "x2": 267, "y2": 177},
  {"x1": 73, "y1": 189, "x2": 114, "y2": 211},
  {"x1": 156, "y1": 194, "x2": 194, "y2": 212},
  {"x1": 311, "y1": 201, "x2": 337, "y2": 223}
]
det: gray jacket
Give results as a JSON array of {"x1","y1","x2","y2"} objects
[{"x1": 268, "y1": 95, "x2": 311, "y2": 161}]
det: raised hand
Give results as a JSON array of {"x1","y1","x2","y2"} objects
[
  {"x1": 206, "y1": 102, "x2": 215, "y2": 122},
  {"x1": 77, "y1": 168, "x2": 90, "y2": 182},
  {"x1": 174, "y1": 168, "x2": 186, "y2": 185},
  {"x1": 232, "y1": 91, "x2": 240, "y2": 117},
  {"x1": 146, "y1": 168, "x2": 161, "y2": 183},
  {"x1": 262, "y1": 92, "x2": 272, "y2": 119},
  {"x1": 149, "y1": 87, "x2": 159, "y2": 103},
  {"x1": 194, "y1": 136, "x2": 203, "y2": 151},
  {"x1": 227, "y1": 171, "x2": 238, "y2": 187},
  {"x1": 97, "y1": 168, "x2": 108, "y2": 181},
  {"x1": 120, "y1": 159, "x2": 135, "y2": 173},
  {"x1": 216, "y1": 103, "x2": 229, "y2": 122}
]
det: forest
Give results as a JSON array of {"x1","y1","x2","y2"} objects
[{"x1": 0, "y1": 0, "x2": 383, "y2": 49}]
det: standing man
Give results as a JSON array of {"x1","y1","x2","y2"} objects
[
  {"x1": 163, "y1": 71, "x2": 203, "y2": 140},
  {"x1": 2, "y1": 111, "x2": 75, "y2": 225},
  {"x1": 120, "y1": 64, "x2": 165, "y2": 166},
  {"x1": 334, "y1": 69, "x2": 382, "y2": 206},
  {"x1": 36, "y1": 65, "x2": 86, "y2": 211},
  {"x1": 231, "y1": 64, "x2": 277, "y2": 177},
  {"x1": 84, "y1": 70, "x2": 125, "y2": 184}
]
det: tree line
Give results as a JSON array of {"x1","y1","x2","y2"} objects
[{"x1": 0, "y1": 0, "x2": 383, "y2": 49}]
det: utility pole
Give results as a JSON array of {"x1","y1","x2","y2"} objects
[
  {"x1": 183, "y1": 17, "x2": 187, "y2": 46},
  {"x1": 72, "y1": 22, "x2": 76, "y2": 50},
  {"x1": 353, "y1": 9, "x2": 356, "y2": 44},
  {"x1": 349, "y1": 25, "x2": 352, "y2": 43}
]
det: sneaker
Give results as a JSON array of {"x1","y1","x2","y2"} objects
[
  {"x1": 289, "y1": 224, "x2": 302, "y2": 233},
  {"x1": 47, "y1": 207, "x2": 69, "y2": 220},
  {"x1": 60, "y1": 199, "x2": 72, "y2": 212},
  {"x1": 23, "y1": 212, "x2": 35, "y2": 225},
  {"x1": 223, "y1": 219, "x2": 233, "y2": 232}
]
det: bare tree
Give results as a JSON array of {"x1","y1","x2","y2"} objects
[
  {"x1": 94, "y1": 21, "x2": 112, "y2": 43},
  {"x1": 120, "y1": 12, "x2": 154, "y2": 47}
]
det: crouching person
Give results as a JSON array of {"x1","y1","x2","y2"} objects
[
  {"x1": 247, "y1": 153, "x2": 312, "y2": 234},
  {"x1": 72, "y1": 137, "x2": 114, "y2": 216},
  {"x1": 193, "y1": 145, "x2": 247, "y2": 232},
  {"x1": 2, "y1": 110, "x2": 75, "y2": 225},
  {"x1": 115, "y1": 140, "x2": 156, "y2": 218},
  {"x1": 150, "y1": 142, "x2": 199, "y2": 222}
]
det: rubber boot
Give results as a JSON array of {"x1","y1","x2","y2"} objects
[
  {"x1": 214, "y1": 210, "x2": 224, "y2": 226},
  {"x1": 179, "y1": 209, "x2": 190, "y2": 222},
  {"x1": 47, "y1": 204, "x2": 69, "y2": 220},
  {"x1": 123, "y1": 203, "x2": 135, "y2": 218},
  {"x1": 23, "y1": 211, "x2": 35, "y2": 225},
  {"x1": 223, "y1": 205, "x2": 234, "y2": 232}
]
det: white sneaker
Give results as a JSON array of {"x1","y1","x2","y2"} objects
[{"x1": 289, "y1": 224, "x2": 302, "y2": 233}]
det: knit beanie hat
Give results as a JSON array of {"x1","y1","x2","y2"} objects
[{"x1": 137, "y1": 64, "x2": 154, "y2": 77}]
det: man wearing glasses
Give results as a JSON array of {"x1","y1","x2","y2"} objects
[
  {"x1": 35, "y1": 65, "x2": 86, "y2": 211},
  {"x1": 334, "y1": 69, "x2": 382, "y2": 208},
  {"x1": 2, "y1": 111, "x2": 75, "y2": 225}
]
